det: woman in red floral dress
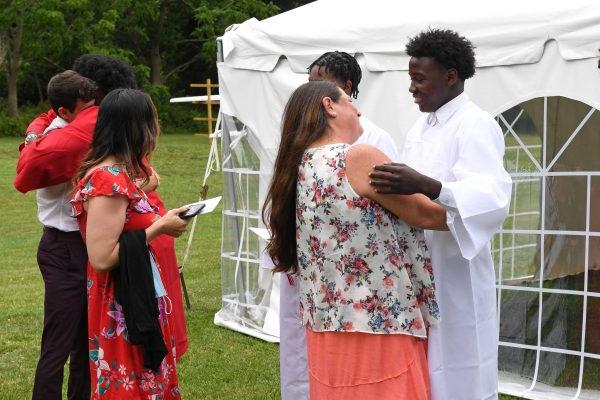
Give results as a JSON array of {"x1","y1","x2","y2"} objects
[{"x1": 71, "y1": 88, "x2": 189, "y2": 399}]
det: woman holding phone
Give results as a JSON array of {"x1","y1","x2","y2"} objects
[{"x1": 71, "y1": 88, "x2": 188, "y2": 399}]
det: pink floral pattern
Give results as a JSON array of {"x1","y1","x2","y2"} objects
[{"x1": 296, "y1": 144, "x2": 439, "y2": 337}]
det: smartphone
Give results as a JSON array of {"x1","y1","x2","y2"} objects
[{"x1": 179, "y1": 202, "x2": 206, "y2": 219}]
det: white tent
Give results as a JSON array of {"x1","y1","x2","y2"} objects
[{"x1": 214, "y1": 0, "x2": 600, "y2": 398}]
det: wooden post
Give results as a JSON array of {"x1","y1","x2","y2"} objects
[{"x1": 190, "y1": 79, "x2": 219, "y2": 135}]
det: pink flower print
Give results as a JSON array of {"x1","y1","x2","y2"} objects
[
  {"x1": 101, "y1": 327, "x2": 115, "y2": 340},
  {"x1": 93, "y1": 347, "x2": 110, "y2": 381},
  {"x1": 107, "y1": 302, "x2": 127, "y2": 337},
  {"x1": 353, "y1": 302, "x2": 362, "y2": 311},
  {"x1": 360, "y1": 295, "x2": 382, "y2": 312},
  {"x1": 423, "y1": 258, "x2": 433, "y2": 274},
  {"x1": 337, "y1": 168, "x2": 346, "y2": 178},
  {"x1": 134, "y1": 198, "x2": 154, "y2": 213},
  {"x1": 346, "y1": 199, "x2": 355, "y2": 209},
  {"x1": 339, "y1": 229, "x2": 350, "y2": 242},
  {"x1": 388, "y1": 253, "x2": 400, "y2": 267},
  {"x1": 343, "y1": 321, "x2": 354, "y2": 331},
  {"x1": 344, "y1": 274, "x2": 356, "y2": 285},
  {"x1": 298, "y1": 169, "x2": 306, "y2": 181},
  {"x1": 122, "y1": 375, "x2": 134, "y2": 391},
  {"x1": 412, "y1": 318, "x2": 423, "y2": 331},
  {"x1": 118, "y1": 364, "x2": 127, "y2": 376},
  {"x1": 320, "y1": 284, "x2": 342, "y2": 306},
  {"x1": 383, "y1": 276, "x2": 394, "y2": 288},
  {"x1": 350, "y1": 257, "x2": 370, "y2": 276},
  {"x1": 139, "y1": 370, "x2": 154, "y2": 392}
]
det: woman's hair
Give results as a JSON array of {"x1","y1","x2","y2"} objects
[
  {"x1": 262, "y1": 80, "x2": 342, "y2": 273},
  {"x1": 75, "y1": 89, "x2": 159, "y2": 185}
]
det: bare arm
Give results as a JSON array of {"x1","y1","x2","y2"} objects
[
  {"x1": 85, "y1": 196, "x2": 190, "y2": 272},
  {"x1": 346, "y1": 144, "x2": 448, "y2": 230}
]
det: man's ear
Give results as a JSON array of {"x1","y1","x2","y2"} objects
[
  {"x1": 446, "y1": 68, "x2": 459, "y2": 87},
  {"x1": 57, "y1": 106, "x2": 70, "y2": 120},
  {"x1": 342, "y1": 80, "x2": 353, "y2": 96},
  {"x1": 322, "y1": 97, "x2": 337, "y2": 118}
]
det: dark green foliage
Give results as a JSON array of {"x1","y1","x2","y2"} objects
[{"x1": 0, "y1": 0, "x2": 287, "y2": 117}]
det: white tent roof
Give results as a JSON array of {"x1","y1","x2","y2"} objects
[{"x1": 222, "y1": 0, "x2": 600, "y2": 72}]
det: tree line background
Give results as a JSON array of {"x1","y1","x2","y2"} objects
[{"x1": 0, "y1": 0, "x2": 311, "y2": 135}]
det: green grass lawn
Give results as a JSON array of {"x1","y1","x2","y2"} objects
[{"x1": 0, "y1": 134, "x2": 521, "y2": 399}]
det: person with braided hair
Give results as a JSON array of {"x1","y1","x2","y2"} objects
[
  {"x1": 308, "y1": 51, "x2": 399, "y2": 161},
  {"x1": 279, "y1": 51, "x2": 400, "y2": 400}
]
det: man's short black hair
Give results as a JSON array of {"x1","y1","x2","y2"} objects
[
  {"x1": 308, "y1": 51, "x2": 362, "y2": 99},
  {"x1": 47, "y1": 70, "x2": 97, "y2": 114},
  {"x1": 72, "y1": 54, "x2": 137, "y2": 100},
  {"x1": 406, "y1": 29, "x2": 476, "y2": 81}
]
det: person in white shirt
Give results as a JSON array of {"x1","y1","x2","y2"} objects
[
  {"x1": 35, "y1": 71, "x2": 97, "y2": 234},
  {"x1": 278, "y1": 51, "x2": 399, "y2": 400},
  {"x1": 370, "y1": 29, "x2": 512, "y2": 400},
  {"x1": 308, "y1": 51, "x2": 400, "y2": 161}
]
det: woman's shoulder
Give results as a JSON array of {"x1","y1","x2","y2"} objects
[{"x1": 74, "y1": 165, "x2": 141, "y2": 201}]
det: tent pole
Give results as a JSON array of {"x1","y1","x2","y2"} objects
[{"x1": 221, "y1": 117, "x2": 248, "y2": 316}]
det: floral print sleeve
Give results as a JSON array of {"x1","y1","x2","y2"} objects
[{"x1": 71, "y1": 166, "x2": 156, "y2": 220}]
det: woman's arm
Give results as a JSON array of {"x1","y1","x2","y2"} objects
[
  {"x1": 85, "y1": 196, "x2": 128, "y2": 272},
  {"x1": 346, "y1": 144, "x2": 448, "y2": 230},
  {"x1": 86, "y1": 196, "x2": 190, "y2": 272}
]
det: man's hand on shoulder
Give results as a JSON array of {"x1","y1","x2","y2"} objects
[{"x1": 369, "y1": 163, "x2": 442, "y2": 200}]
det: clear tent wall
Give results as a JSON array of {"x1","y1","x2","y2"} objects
[
  {"x1": 214, "y1": 112, "x2": 279, "y2": 342},
  {"x1": 494, "y1": 96, "x2": 600, "y2": 398}
]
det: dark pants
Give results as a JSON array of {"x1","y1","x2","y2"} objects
[{"x1": 32, "y1": 227, "x2": 90, "y2": 400}]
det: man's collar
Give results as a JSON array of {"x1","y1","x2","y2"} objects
[{"x1": 426, "y1": 92, "x2": 469, "y2": 127}]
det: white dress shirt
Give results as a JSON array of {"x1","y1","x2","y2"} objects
[
  {"x1": 36, "y1": 117, "x2": 79, "y2": 232},
  {"x1": 402, "y1": 92, "x2": 512, "y2": 400},
  {"x1": 356, "y1": 115, "x2": 400, "y2": 161}
]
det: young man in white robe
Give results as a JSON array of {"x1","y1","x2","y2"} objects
[
  {"x1": 279, "y1": 51, "x2": 399, "y2": 400},
  {"x1": 370, "y1": 29, "x2": 512, "y2": 400}
]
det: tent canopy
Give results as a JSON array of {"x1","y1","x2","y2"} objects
[
  {"x1": 222, "y1": 0, "x2": 600, "y2": 73},
  {"x1": 216, "y1": 1, "x2": 600, "y2": 399}
]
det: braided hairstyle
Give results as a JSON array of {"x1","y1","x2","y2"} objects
[{"x1": 308, "y1": 51, "x2": 362, "y2": 99}]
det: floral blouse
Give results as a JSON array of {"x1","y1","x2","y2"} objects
[{"x1": 296, "y1": 143, "x2": 440, "y2": 338}]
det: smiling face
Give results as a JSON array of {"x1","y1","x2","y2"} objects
[{"x1": 408, "y1": 56, "x2": 457, "y2": 113}]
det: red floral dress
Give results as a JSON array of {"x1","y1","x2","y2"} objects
[{"x1": 72, "y1": 166, "x2": 181, "y2": 399}]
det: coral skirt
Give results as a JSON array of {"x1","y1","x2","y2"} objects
[{"x1": 305, "y1": 328, "x2": 430, "y2": 400}]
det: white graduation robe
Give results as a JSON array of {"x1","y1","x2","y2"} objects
[
  {"x1": 401, "y1": 93, "x2": 512, "y2": 400},
  {"x1": 278, "y1": 116, "x2": 399, "y2": 400}
]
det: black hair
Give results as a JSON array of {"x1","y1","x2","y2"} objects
[
  {"x1": 75, "y1": 89, "x2": 159, "y2": 185},
  {"x1": 308, "y1": 51, "x2": 362, "y2": 99},
  {"x1": 406, "y1": 29, "x2": 476, "y2": 81},
  {"x1": 72, "y1": 54, "x2": 138, "y2": 101},
  {"x1": 47, "y1": 70, "x2": 97, "y2": 114}
]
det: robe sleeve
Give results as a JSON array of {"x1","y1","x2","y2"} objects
[
  {"x1": 436, "y1": 113, "x2": 512, "y2": 260},
  {"x1": 26, "y1": 109, "x2": 56, "y2": 135}
]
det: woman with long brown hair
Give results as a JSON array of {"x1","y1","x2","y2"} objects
[
  {"x1": 264, "y1": 81, "x2": 448, "y2": 399},
  {"x1": 71, "y1": 88, "x2": 188, "y2": 399}
]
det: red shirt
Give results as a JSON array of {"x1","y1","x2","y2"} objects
[{"x1": 14, "y1": 106, "x2": 98, "y2": 193}]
